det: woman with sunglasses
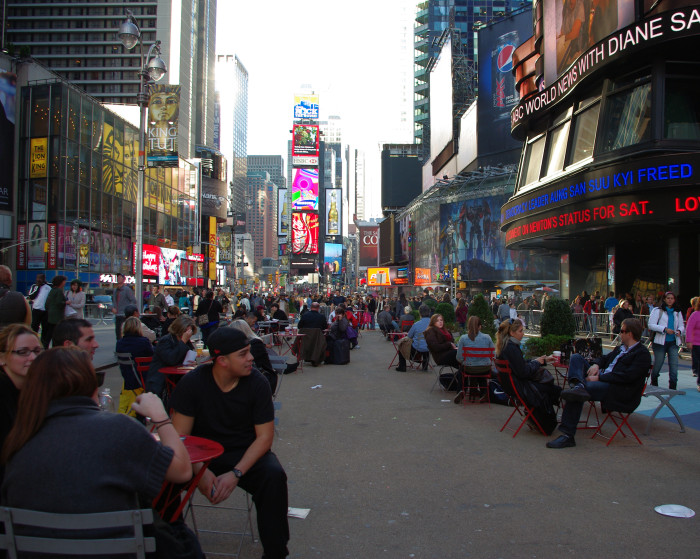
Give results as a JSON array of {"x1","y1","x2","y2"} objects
[
  {"x1": 0, "y1": 324, "x2": 42, "y2": 479},
  {"x1": 648, "y1": 291, "x2": 685, "y2": 389}
]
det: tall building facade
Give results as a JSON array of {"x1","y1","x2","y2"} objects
[
  {"x1": 246, "y1": 171, "x2": 277, "y2": 270},
  {"x1": 6, "y1": 0, "x2": 217, "y2": 160},
  {"x1": 414, "y1": 0, "x2": 520, "y2": 160}
]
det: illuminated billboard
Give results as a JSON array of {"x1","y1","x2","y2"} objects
[
  {"x1": 278, "y1": 189, "x2": 289, "y2": 237},
  {"x1": 291, "y1": 168, "x2": 319, "y2": 210},
  {"x1": 147, "y1": 84, "x2": 180, "y2": 167},
  {"x1": 325, "y1": 188, "x2": 342, "y2": 236},
  {"x1": 159, "y1": 247, "x2": 186, "y2": 286},
  {"x1": 291, "y1": 212, "x2": 319, "y2": 254},
  {"x1": 293, "y1": 94, "x2": 319, "y2": 120},
  {"x1": 323, "y1": 243, "x2": 343, "y2": 276},
  {"x1": 367, "y1": 266, "x2": 409, "y2": 286},
  {"x1": 429, "y1": 38, "x2": 454, "y2": 160},
  {"x1": 292, "y1": 124, "x2": 319, "y2": 157},
  {"x1": 358, "y1": 225, "x2": 379, "y2": 267}
]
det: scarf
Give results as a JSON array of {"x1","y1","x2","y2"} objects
[{"x1": 439, "y1": 327, "x2": 452, "y2": 342}]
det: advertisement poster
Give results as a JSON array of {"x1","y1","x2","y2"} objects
[
  {"x1": 47, "y1": 223, "x2": 57, "y2": 269},
  {"x1": 0, "y1": 71, "x2": 15, "y2": 211},
  {"x1": 100, "y1": 233, "x2": 113, "y2": 270},
  {"x1": 218, "y1": 232, "x2": 233, "y2": 264},
  {"x1": 159, "y1": 247, "x2": 186, "y2": 285},
  {"x1": 292, "y1": 124, "x2": 319, "y2": 157},
  {"x1": 440, "y1": 196, "x2": 558, "y2": 281},
  {"x1": 367, "y1": 266, "x2": 409, "y2": 287},
  {"x1": 17, "y1": 224, "x2": 26, "y2": 269},
  {"x1": 291, "y1": 212, "x2": 319, "y2": 254},
  {"x1": 278, "y1": 189, "x2": 289, "y2": 236},
  {"x1": 147, "y1": 84, "x2": 180, "y2": 167},
  {"x1": 293, "y1": 94, "x2": 319, "y2": 120},
  {"x1": 77, "y1": 228, "x2": 90, "y2": 269},
  {"x1": 325, "y1": 188, "x2": 342, "y2": 236},
  {"x1": 414, "y1": 267, "x2": 432, "y2": 286},
  {"x1": 358, "y1": 225, "x2": 379, "y2": 267},
  {"x1": 291, "y1": 168, "x2": 319, "y2": 210},
  {"x1": 27, "y1": 222, "x2": 45, "y2": 269},
  {"x1": 140, "y1": 244, "x2": 160, "y2": 277},
  {"x1": 323, "y1": 243, "x2": 343, "y2": 276}
]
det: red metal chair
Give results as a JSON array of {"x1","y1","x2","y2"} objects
[
  {"x1": 134, "y1": 356, "x2": 153, "y2": 389},
  {"x1": 400, "y1": 320, "x2": 414, "y2": 332},
  {"x1": 494, "y1": 358, "x2": 548, "y2": 437},
  {"x1": 590, "y1": 370, "x2": 651, "y2": 446},
  {"x1": 460, "y1": 347, "x2": 495, "y2": 405}
]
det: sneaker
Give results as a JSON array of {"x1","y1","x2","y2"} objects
[
  {"x1": 395, "y1": 366, "x2": 407, "y2": 372},
  {"x1": 561, "y1": 384, "x2": 591, "y2": 402},
  {"x1": 546, "y1": 434, "x2": 576, "y2": 449}
]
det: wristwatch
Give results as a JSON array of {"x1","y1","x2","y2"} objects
[{"x1": 233, "y1": 468, "x2": 243, "y2": 479}]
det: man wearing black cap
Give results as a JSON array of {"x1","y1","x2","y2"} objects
[{"x1": 170, "y1": 328, "x2": 289, "y2": 559}]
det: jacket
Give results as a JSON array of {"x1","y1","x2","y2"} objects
[
  {"x1": 592, "y1": 342, "x2": 651, "y2": 412},
  {"x1": 648, "y1": 306, "x2": 685, "y2": 345},
  {"x1": 297, "y1": 310, "x2": 327, "y2": 330},
  {"x1": 115, "y1": 334, "x2": 154, "y2": 390},
  {"x1": 424, "y1": 327, "x2": 454, "y2": 364},
  {"x1": 685, "y1": 310, "x2": 700, "y2": 345},
  {"x1": 298, "y1": 327, "x2": 327, "y2": 365},
  {"x1": 46, "y1": 286, "x2": 66, "y2": 324}
]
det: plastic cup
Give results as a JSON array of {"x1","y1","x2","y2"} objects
[
  {"x1": 552, "y1": 351, "x2": 561, "y2": 364},
  {"x1": 195, "y1": 341, "x2": 204, "y2": 357}
]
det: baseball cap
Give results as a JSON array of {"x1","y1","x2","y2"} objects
[{"x1": 207, "y1": 327, "x2": 249, "y2": 357}]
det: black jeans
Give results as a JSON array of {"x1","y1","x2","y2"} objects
[
  {"x1": 398, "y1": 347, "x2": 429, "y2": 370},
  {"x1": 210, "y1": 451, "x2": 289, "y2": 559}
]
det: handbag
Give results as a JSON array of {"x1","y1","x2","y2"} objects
[
  {"x1": 398, "y1": 335, "x2": 413, "y2": 360},
  {"x1": 533, "y1": 367, "x2": 555, "y2": 384},
  {"x1": 196, "y1": 300, "x2": 211, "y2": 326}
]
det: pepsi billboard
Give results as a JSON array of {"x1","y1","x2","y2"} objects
[{"x1": 477, "y1": 8, "x2": 533, "y2": 159}]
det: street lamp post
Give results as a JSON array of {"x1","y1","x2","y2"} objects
[
  {"x1": 446, "y1": 223, "x2": 455, "y2": 299},
  {"x1": 117, "y1": 10, "x2": 167, "y2": 298}
]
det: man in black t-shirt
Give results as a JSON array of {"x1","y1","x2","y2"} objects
[{"x1": 171, "y1": 328, "x2": 289, "y2": 559}]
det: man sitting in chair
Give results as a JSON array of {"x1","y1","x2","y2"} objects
[
  {"x1": 547, "y1": 318, "x2": 651, "y2": 449},
  {"x1": 170, "y1": 327, "x2": 289, "y2": 558}
]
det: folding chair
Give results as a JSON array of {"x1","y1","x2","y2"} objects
[
  {"x1": 115, "y1": 352, "x2": 145, "y2": 389},
  {"x1": 134, "y1": 356, "x2": 153, "y2": 389},
  {"x1": 494, "y1": 359, "x2": 548, "y2": 437},
  {"x1": 428, "y1": 351, "x2": 458, "y2": 393},
  {"x1": 399, "y1": 320, "x2": 414, "y2": 332},
  {"x1": 591, "y1": 370, "x2": 651, "y2": 446},
  {"x1": 0, "y1": 507, "x2": 155, "y2": 558},
  {"x1": 185, "y1": 490, "x2": 256, "y2": 558},
  {"x1": 460, "y1": 347, "x2": 495, "y2": 405}
]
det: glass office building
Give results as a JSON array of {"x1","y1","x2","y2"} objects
[{"x1": 15, "y1": 81, "x2": 197, "y2": 293}]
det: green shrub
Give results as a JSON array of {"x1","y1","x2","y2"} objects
[
  {"x1": 411, "y1": 309, "x2": 420, "y2": 322},
  {"x1": 540, "y1": 297, "x2": 576, "y2": 337},
  {"x1": 524, "y1": 334, "x2": 571, "y2": 359},
  {"x1": 435, "y1": 302, "x2": 456, "y2": 323},
  {"x1": 287, "y1": 299, "x2": 298, "y2": 314},
  {"x1": 467, "y1": 293, "x2": 495, "y2": 337},
  {"x1": 423, "y1": 298, "x2": 438, "y2": 309}
]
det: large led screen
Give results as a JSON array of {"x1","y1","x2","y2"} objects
[
  {"x1": 159, "y1": 247, "x2": 187, "y2": 285},
  {"x1": 358, "y1": 225, "x2": 379, "y2": 267},
  {"x1": 291, "y1": 168, "x2": 319, "y2": 210},
  {"x1": 440, "y1": 197, "x2": 557, "y2": 281},
  {"x1": 325, "y1": 188, "x2": 342, "y2": 236},
  {"x1": 292, "y1": 124, "x2": 319, "y2": 157},
  {"x1": 293, "y1": 94, "x2": 319, "y2": 120},
  {"x1": 278, "y1": 189, "x2": 289, "y2": 236},
  {"x1": 291, "y1": 212, "x2": 319, "y2": 254},
  {"x1": 323, "y1": 243, "x2": 343, "y2": 276}
]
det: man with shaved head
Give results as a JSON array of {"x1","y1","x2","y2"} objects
[{"x1": 297, "y1": 301, "x2": 328, "y2": 330}]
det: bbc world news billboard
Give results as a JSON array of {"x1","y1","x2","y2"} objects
[{"x1": 358, "y1": 225, "x2": 379, "y2": 268}]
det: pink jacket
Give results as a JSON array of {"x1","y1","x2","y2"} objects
[{"x1": 685, "y1": 310, "x2": 700, "y2": 345}]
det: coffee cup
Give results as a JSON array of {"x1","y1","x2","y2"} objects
[{"x1": 552, "y1": 351, "x2": 562, "y2": 363}]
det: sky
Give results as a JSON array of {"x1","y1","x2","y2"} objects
[{"x1": 216, "y1": 0, "x2": 416, "y2": 218}]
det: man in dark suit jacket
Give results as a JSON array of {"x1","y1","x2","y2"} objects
[
  {"x1": 297, "y1": 302, "x2": 328, "y2": 330},
  {"x1": 547, "y1": 318, "x2": 651, "y2": 448}
]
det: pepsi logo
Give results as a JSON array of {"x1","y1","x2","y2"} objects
[{"x1": 497, "y1": 44, "x2": 515, "y2": 73}]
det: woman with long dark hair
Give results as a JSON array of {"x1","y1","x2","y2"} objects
[
  {"x1": 66, "y1": 279, "x2": 86, "y2": 319},
  {"x1": 1, "y1": 347, "x2": 191, "y2": 513},
  {"x1": 648, "y1": 291, "x2": 685, "y2": 389},
  {"x1": 424, "y1": 313, "x2": 460, "y2": 369}
]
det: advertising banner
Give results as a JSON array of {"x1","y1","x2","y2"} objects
[
  {"x1": 414, "y1": 267, "x2": 432, "y2": 286},
  {"x1": 367, "y1": 266, "x2": 410, "y2": 287},
  {"x1": 398, "y1": 214, "x2": 410, "y2": 262},
  {"x1": 323, "y1": 243, "x2": 343, "y2": 276},
  {"x1": 140, "y1": 244, "x2": 160, "y2": 277},
  {"x1": 0, "y1": 71, "x2": 15, "y2": 211},
  {"x1": 27, "y1": 222, "x2": 45, "y2": 270},
  {"x1": 292, "y1": 124, "x2": 319, "y2": 157},
  {"x1": 292, "y1": 155, "x2": 319, "y2": 167},
  {"x1": 291, "y1": 168, "x2": 319, "y2": 210},
  {"x1": 218, "y1": 231, "x2": 233, "y2": 264},
  {"x1": 291, "y1": 212, "x2": 319, "y2": 254},
  {"x1": 47, "y1": 223, "x2": 57, "y2": 269},
  {"x1": 159, "y1": 247, "x2": 186, "y2": 285},
  {"x1": 201, "y1": 176, "x2": 228, "y2": 220},
  {"x1": 209, "y1": 216, "x2": 217, "y2": 280},
  {"x1": 147, "y1": 84, "x2": 180, "y2": 167},
  {"x1": 16, "y1": 224, "x2": 26, "y2": 269},
  {"x1": 278, "y1": 189, "x2": 289, "y2": 236},
  {"x1": 293, "y1": 94, "x2": 320, "y2": 120},
  {"x1": 477, "y1": 10, "x2": 531, "y2": 157},
  {"x1": 325, "y1": 188, "x2": 342, "y2": 236},
  {"x1": 358, "y1": 225, "x2": 379, "y2": 267},
  {"x1": 29, "y1": 138, "x2": 47, "y2": 179}
]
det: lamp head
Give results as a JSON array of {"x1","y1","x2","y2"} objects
[
  {"x1": 118, "y1": 13, "x2": 140, "y2": 50},
  {"x1": 147, "y1": 55, "x2": 167, "y2": 81}
]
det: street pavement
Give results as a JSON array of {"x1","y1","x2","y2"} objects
[{"x1": 91, "y1": 322, "x2": 700, "y2": 558}]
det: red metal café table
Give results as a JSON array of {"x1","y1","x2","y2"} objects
[
  {"x1": 158, "y1": 365, "x2": 196, "y2": 399},
  {"x1": 155, "y1": 435, "x2": 224, "y2": 523}
]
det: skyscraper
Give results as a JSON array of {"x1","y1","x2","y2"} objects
[
  {"x1": 216, "y1": 55, "x2": 249, "y2": 216},
  {"x1": 6, "y1": 0, "x2": 217, "y2": 159},
  {"x1": 246, "y1": 171, "x2": 277, "y2": 270}
]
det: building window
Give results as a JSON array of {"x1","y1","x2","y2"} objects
[
  {"x1": 664, "y1": 77, "x2": 700, "y2": 140},
  {"x1": 599, "y1": 74, "x2": 652, "y2": 153},
  {"x1": 569, "y1": 95, "x2": 601, "y2": 165},
  {"x1": 519, "y1": 134, "x2": 545, "y2": 189}
]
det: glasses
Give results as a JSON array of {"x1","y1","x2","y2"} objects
[{"x1": 11, "y1": 347, "x2": 44, "y2": 357}]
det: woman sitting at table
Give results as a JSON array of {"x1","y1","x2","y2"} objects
[
  {"x1": 115, "y1": 316, "x2": 154, "y2": 416},
  {"x1": 424, "y1": 313, "x2": 461, "y2": 370},
  {"x1": 146, "y1": 315, "x2": 198, "y2": 398},
  {"x1": 1, "y1": 347, "x2": 191, "y2": 516},
  {"x1": 0, "y1": 324, "x2": 42, "y2": 481},
  {"x1": 495, "y1": 319, "x2": 560, "y2": 432},
  {"x1": 455, "y1": 316, "x2": 495, "y2": 402}
]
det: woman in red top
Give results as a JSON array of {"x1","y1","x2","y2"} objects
[{"x1": 423, "y1": 314, "x2": 460, "y2": 369}]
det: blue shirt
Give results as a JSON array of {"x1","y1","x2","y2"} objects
[
  {"x1": 666, "y1": 307, "x2": 675, "y2": 342},
  {"x1": 407, "y1": 317, "x2": 431, "y2": 352}
]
